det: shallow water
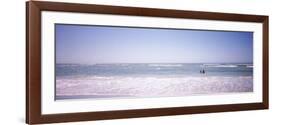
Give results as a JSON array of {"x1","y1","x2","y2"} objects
[{"x1": 56, "y1": 63, "x2": 253, "y2": 100}]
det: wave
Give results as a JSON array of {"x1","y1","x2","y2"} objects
[
  {"x1": 203, "y1": 64, "x2": 238, "y2": 68},
  {"x1": 246, "y1": 65, "x2": 253, "y2": 68},
  {"x1": 202, "y1": 64, "x2": 253, "y2": 68},
  {"x1": 148, "y1": 64, "x2": 183, "y2": 67}
]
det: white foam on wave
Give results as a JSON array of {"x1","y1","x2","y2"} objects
[
  {"x1": 148, "y1": 64, "x2": 183, "y2": 67},
  {"x1": 56, "y1": 75, "x2": 253, "y2": 99},
  {"x1": 203, "y1": 64, "x2": 238, "y2": 68},
  {"x1": 247, "y1": 65, "x2": 253, "y2": 68},
  {"x1": 202, "y1": 64, "x2": 253, "y2": 68}
]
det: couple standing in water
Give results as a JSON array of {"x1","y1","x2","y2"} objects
[{"x1": 200, "y1": 69, "x2": 206, "y2": 74}]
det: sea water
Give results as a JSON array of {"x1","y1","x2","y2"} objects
[{"x1": 56, "y1": 63, "x2": 253, "y2": 100}]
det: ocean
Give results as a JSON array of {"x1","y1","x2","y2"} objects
[{"x1": 55, "y1": 63, "x2": 253, "y2": 100}]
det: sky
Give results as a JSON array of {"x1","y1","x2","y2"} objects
[{"x1": 56, "y1": 24, "x2": 253, "y2": 64}]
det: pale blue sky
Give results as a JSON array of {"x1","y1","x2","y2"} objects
[{"x1": 56, "y1": 24, "x2": 253, "y2": 64}]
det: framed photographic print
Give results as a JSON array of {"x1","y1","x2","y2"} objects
[{"x1": 26, "y1": 1, "x2": 269, "y2": 124}]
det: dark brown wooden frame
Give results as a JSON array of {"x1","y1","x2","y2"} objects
[{"x1": 26, "y1": 1, "x2": 269, "y2": 124}]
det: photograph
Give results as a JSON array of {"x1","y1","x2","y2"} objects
[
  {"x1": 55, "y1": 24, "x2": 254, "y2": 100},
  {"x1": 26, "y1": 1, "x2": 268, "y2": 123}
]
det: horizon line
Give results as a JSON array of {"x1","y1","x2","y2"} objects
[{"x1": 56, "y1": 62, "x2": 254, "y2": 64}]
